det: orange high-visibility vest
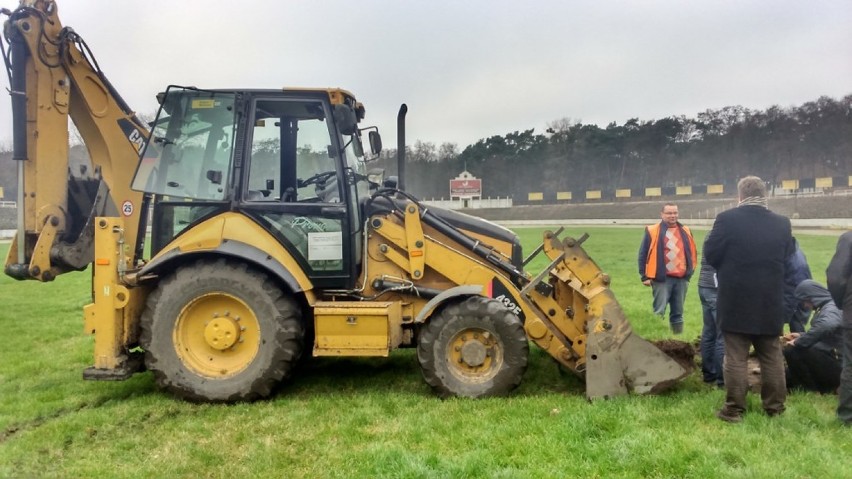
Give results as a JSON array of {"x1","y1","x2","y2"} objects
[{"x1": 643, "y1": 222, "x2": 697, "y2": 280}]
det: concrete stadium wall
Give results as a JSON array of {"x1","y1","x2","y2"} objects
[{"x1": 465, "y1": 195, "x2": 852, "y2": 223}]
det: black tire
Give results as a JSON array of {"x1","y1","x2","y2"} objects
[
  {"x1": 417, "y1": 296, "x2": 529, "y2": 398},
  {"x1": 139, "y1": 259, "x2": 304, "y2": 402}
]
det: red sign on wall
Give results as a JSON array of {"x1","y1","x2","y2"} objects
[{"x1": 450, "y1": 178, "x2": 482, "y2": 197}]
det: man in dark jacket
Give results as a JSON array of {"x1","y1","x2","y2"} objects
[
  {"x1": 704, "y1": 176, "x2": 794, "y2": 423},
  {"x1": 783, "y1": 280, "x2": 842, "y2": 393},
  {"x1": 826, "y1": 231, "x2": 852, "y2": 426}
]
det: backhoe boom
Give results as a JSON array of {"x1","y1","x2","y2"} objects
[{"x1": 3, "y1": 0, "x2": 148, "y2": 281}]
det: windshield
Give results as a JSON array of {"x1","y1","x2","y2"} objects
[{"x1": 131, "y1": 88, "x2": 236, "y2": 200}]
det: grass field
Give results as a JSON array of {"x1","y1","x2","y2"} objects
[{"x1": 1, "y1": 227, "x2": 850, "y2": 478}]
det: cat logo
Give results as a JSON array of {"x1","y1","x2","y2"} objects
[
  {"x1": 127, "y1": 128, "x2": 145, "y2": 154},
  {"x1": 116, "y1": 118, "x2": 148, "y2": 154}
]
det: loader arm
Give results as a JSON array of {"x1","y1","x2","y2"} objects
[
  {"x1": 370, "y1": 201, "x2": 688, "y2": 399},
  {"x1": 3, "y1": 0, "x2": 148, "y2": 281}
]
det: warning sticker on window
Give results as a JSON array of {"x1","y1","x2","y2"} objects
[{"x1": 308, "y1": 232, "x2": 343, "y2": 261}]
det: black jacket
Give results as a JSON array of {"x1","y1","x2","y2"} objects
[
  {"x1": 792, "y1": 280, "x2": 842, "y2": 353},
  {"x1": 826, "y1": 231, "x2": 852, "y2": 309},
  {"x1": 704, "y1": 205, "x2": 793, "y2": 335}
]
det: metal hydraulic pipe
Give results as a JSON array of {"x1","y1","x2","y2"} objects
[{"x1": 372, "y1": 278, "x2": 442, "y2": 299}]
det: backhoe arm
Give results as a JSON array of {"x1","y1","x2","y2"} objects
[{"x1": 3, "y1": 0, "x2": 148, "y2": 281}]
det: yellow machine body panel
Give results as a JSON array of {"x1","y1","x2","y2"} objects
[{"x1": 313, "y1": 301, "x2": 403, "y2": 356}]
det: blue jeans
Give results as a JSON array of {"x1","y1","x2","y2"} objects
[
  {"x1": 651, "y1": 276, "x2": 688, "y2": 327},
  {"x1": 699, "y1": 286, "x2": 724, "y2": 385}
]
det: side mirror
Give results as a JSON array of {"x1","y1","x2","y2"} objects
[{"x1": 368, "y1": 130, "x2": 382, "y2": 155}]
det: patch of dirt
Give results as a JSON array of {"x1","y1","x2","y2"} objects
[
  {"x1": 653, "y1": 339, "x2": 696, "y2": 374},
  {"x1": 651, "y1": 339, "x2": 763, "y2": 393},
  {"x1": 747, "y1": 357, "x2": 762, "y2": 392}
]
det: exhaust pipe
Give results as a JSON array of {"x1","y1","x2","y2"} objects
[{"x1": 396, "y1": 104, "x2": 407, "y2": 191}]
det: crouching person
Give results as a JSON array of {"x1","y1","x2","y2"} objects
[{"x1": 783, "y1": 280, "x2": 842, "y2": 394}]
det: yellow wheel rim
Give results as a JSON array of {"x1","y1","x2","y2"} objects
[
  {"x1": 446, "y1": 327, "x2": 503, "y2": 383},
  {"x1": 173, "y1": 292, "x2": 260, "y2": 378}
]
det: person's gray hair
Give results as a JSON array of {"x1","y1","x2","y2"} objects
[{"x1": 737, "y1": 176, "x2": 766, "y2": 199}]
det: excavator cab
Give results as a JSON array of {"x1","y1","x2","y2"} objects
[{"x1": 131, "y1": 86, "x2": 378, "y2": 288}]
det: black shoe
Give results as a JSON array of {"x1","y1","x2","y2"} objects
[{"x1": 716, "y1": 409, "x2": 743, "y2": 423}]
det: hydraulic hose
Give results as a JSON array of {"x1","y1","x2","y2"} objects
[{"x1": 10, "y1": 27, "x2": 28, "y2": 266}]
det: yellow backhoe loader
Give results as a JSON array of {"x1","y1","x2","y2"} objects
[{"x1": 2, "y1": 0, "x2": 688, "y2": 402}]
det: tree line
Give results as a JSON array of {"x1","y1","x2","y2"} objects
[
  {"x1": 2, "y1": 94, "x2": 850, "y2": 203},
  {"x1": 369, "y1": 94, "x2": 852, "y2": 199}
]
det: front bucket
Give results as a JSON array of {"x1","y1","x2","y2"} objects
[{"x1": 583, "y1": 291, "x2": 689, "y2": 400}]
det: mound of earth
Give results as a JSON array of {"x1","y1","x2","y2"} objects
[{"x1": 653, "y1": 339, "x2": 697, "y2": 374}]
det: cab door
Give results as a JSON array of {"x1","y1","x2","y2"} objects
[{"x1": 238, "y1": 95, "x2": 355, "y2": 289}]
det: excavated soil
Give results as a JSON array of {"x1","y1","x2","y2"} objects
[
  {"x1": 652, "y1": 340, "x2": 764, "y2": 392},
  {"x1": 746, "y1": 357, "x2": 762, "y2": 392},
  {"x1": 653, "y1": 339, "x2": 697, "y2": 374}
]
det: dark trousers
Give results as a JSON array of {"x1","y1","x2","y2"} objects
[
  {"x1": 839, "y1": 311, "x2": 852, "y2": 424},
  {"x1": 722, "y1": 332, "x2": 786, "y2": 415},
  {"x1": 699, "y1": 286, "x2": 724, "y2": 385},
  {"x1": 784, "y1": 346, "x2": 841, "y2": 394}
]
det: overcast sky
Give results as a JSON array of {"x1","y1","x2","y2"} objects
[{"x1": 2, "y1": 0, "x2": 850, "y2": 150}]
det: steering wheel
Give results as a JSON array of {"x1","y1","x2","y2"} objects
[{"x1": 298, "y1": 171, "x2": 336, "y2": 188}]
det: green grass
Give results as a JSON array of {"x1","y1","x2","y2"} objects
[{"x1": 1, "y1": 229, "x2": 851, "y2": 478}]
